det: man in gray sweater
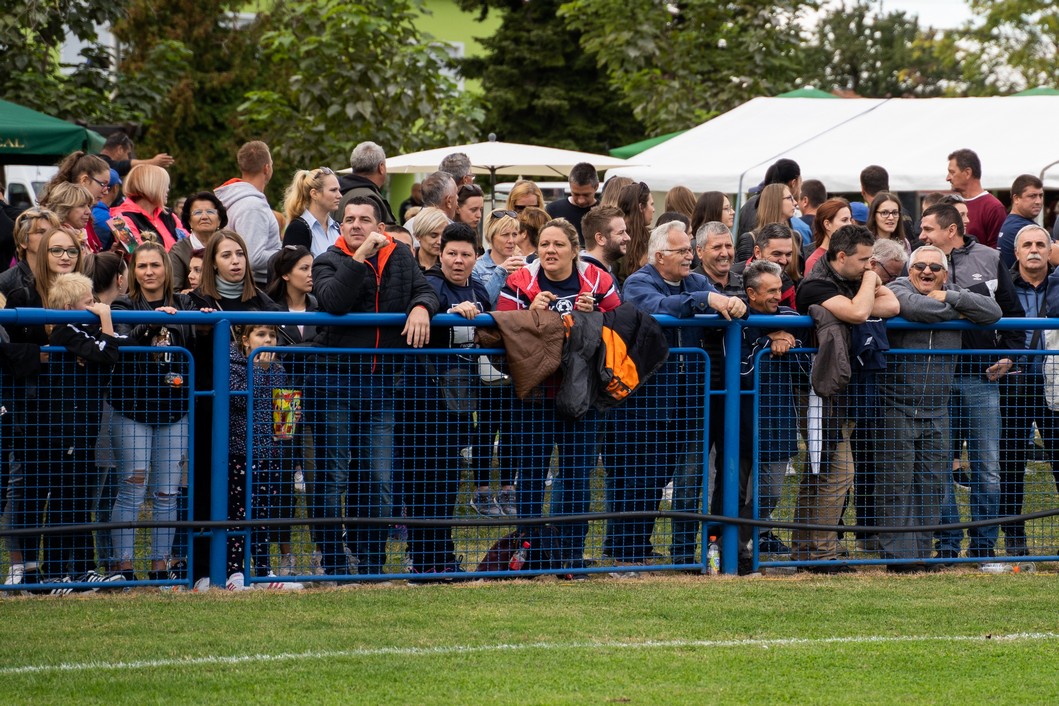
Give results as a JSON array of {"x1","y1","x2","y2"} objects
[{"x1": 878, "y1": 245, "x2": 1001, "y2": 571}]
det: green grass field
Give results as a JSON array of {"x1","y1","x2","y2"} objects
[{"x1": 3, "y1": 573, "x2": 1058, "y2": 704}]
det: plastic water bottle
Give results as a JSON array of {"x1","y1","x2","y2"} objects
[
  {"x1": 509, "y1": 541, "x2": 531, "y2": 571},
  {"x1": 706, "y1": 536, "x2": 721, "y2": 575}
]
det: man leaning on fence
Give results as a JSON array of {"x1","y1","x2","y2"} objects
[
  {"x1": 879, "y1": 245, "x2": 1001, "y2": 571},
  {"x1": 919, "y1": 202, "x2": 1025, "y2": 561},
  {"x1": 794, "y1": 225, "x2": 899, "y2": 573},
  {"x1": 311, "y1": 195, "x2": 439, "y2": 580},
  {"x1": 999, "y1": 224, "x2": 1059, "y2": 556}
]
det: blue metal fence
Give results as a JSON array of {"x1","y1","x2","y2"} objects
[{"x1": 2, "y1": 308, "x2": 1058, "y2": 592}]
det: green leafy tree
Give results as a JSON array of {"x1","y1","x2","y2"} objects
[
  {"x1": 560, "y1": 0, "x2": 814, "y2": 135},
  {"x1": 0, "y1": 0, "x2": 189, "y2": 125},
  {"x1": 457, "y1": 0, "x2": 645, "y2": 153},
  {"x1": 806, "y1": 1, "x2": 972, "y2": 97},
  {"x1": 112, "y1": 0, "x2": 262, "y2": 196},
  {"x1": 239, "y1": 0, "x2": 482, "y2": 174},
  {"x1": 966, "y1": 0, "x2": 1059, "y2": 91}
]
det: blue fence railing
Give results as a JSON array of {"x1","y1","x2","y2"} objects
[{"x1": 1, "y1": 309, "x2": 1057, "y2": 592}]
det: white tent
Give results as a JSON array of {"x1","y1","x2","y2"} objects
[{"x1": 607, "y1": 95, "x2": 1059, "y2": 194}]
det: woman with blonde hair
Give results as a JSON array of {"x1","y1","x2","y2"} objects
[
  {"x1": 474, "y1": 210, "x2": 524, "y2": 306},
  {"x1": 600, "y1": 176, "x2": 633, "y2": 208},
  {"x1": 505, "y1": 179, "x2": 544, "y2": 213},
  {"x1": 0, "y1": 208, "x2": 62, "y2": 298},
  {"x1": 664, "y1": 186, "x2": 696, "y2": 221},
  {"x1": 110, "y1": 164, "x2": 185, "y2": 249},
  {"x1": 412, "y1": 207, "x2": 450, "y2": 272},
  {"x1": 281, "y1": 167, "x2": 342, "y2": 256},
  {"x1": 737, "y1": 183, "x2": 803, "y2": 281},
  {"x1": 40, "y1": 151, "x2": 111, "y2": 252},
  {"x1": 41, "y1": 183, "x2": 95, "y2": 253}
]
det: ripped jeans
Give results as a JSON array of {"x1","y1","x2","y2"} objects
[{"x1": 110, "y1": 414, "x2": 188, "y2": 564}]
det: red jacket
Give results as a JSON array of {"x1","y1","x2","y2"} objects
[
  {"x1": 110, "y1": 199, "x2": 185, "y2": 250},
  {"x1": 498, "y1": 259, "x2": 622, "y2": 313}
]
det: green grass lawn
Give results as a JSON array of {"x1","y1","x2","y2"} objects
[{"x1": 2, "y1": 573, "x2": 1057, "y2": 704}]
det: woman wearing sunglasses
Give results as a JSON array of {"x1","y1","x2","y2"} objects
[{"x1": 281, "y1": 167, "x2": 342, "y2": 257}]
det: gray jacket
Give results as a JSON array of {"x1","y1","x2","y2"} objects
[{"x1": 879, "y1": 277, "x2": 1002, "y2": 414}]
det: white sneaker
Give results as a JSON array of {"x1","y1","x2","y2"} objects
[
  {"x1": 294, "y1": 470, "x2": 306, "y2": 493},
  {"x1": 4, "y1": 563, "x2": 24, "y2": 586},
  {"x1": 193, "y1": 577, "x2": 211, "y2": 592},
  {"x1": 254, "y1": 571, "x2": 304, "y2": 590},
  {"x1": 226, "y1": 572, "x2": 248, "y2": 591},
  {"x1": 277, "y1": 554, "x2": 296, "y2": 576}
]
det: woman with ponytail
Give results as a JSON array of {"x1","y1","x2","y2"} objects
[{"x1": 281, "y1": 167, "x2": 342, "y2": 257}]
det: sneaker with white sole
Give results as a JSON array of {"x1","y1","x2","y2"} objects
[
  {"x1": 49, "y1": 576, "x2": 76, "y2": 596},
  {"x1": 193, "y1": 577, "x2": 211, "y2": 592},
  {"x1": 76, "y1": 570, "x2": 123, "y2": 593},
  {"x1": 254, "y1": 572, "x2": 304, "y2": 590},
  {"x1": 4, "y1": 563, "x2": 24, "y2": 586},
  {"x1": 294, "y1": 469, "x2": 306, "y2": 493},
  {"x1": 226, "y1": 572, "x2": 248, "y2": 591}
]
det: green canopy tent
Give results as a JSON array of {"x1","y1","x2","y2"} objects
[
  {"x1": 1014, "y1": 86, "x2": 1059, "y2": 97},
  {"x1": 0, "y1": 99, "x2": 105, "y2": 165},
  {"x1": 609, "y1": 130, "x2": 686, "y2": 159}
]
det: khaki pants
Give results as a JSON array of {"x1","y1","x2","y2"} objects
[{"x1": 792, "y1": 392, "x2": 854, "y2": 561}]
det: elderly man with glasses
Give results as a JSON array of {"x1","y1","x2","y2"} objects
[{"x1": 878, "y1": 245, "x2": 1001, "y2": 571}]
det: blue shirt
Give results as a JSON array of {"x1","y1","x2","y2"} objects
[{"x1": 302, "y1": 209, "x2": 341, "y2": 258}]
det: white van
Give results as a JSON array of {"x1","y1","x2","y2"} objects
[{"x1": 3, "y1": 165, "x2": 58, "y2": 210}]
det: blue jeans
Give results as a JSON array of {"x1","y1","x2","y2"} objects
[
  {"x1": 938, "y1": 375, "x2": 1001, "y2": 556},
  {"x1": 514, "y1": 398, "x2": 599, "y2": 565},
  {"x1": 314, "y1": 364, "x2": 395, "y2": 576},
  {"x1": 110, "y1": 413, "x2": 188, "y2": 564}
]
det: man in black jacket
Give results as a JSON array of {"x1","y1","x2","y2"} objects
[{"x1": 311, "y1": 196, "x2": 438, "y2": 579}]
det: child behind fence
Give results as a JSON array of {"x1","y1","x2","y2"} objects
[{"x1": 225, "y1": 324, "x2": 303, "y2": 591}]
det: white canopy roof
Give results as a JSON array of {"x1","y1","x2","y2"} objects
[{"x1": 607, "y1": 95, "x2": 1059, "y2": 194}]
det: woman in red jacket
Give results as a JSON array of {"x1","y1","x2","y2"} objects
[
  {"x1": 110, "y1": 165, "x2": 186, "y2": 250},
  {"x1": 497, "y1": 218, "x2": 620, "y2": 577}
]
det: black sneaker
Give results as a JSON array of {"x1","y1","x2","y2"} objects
[
  {"x1": 759, "y1": 531, "x2": 790, "y2": 555},
  {"x1": 49, "y1": 576, "x2": 76, "y2": 596}
]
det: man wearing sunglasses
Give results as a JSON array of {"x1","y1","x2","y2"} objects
[
  {"x1": 919, "y1": 202, "x2": 1025, "y2": 563},
  {"x1": 878, "y1": 245, "x2": 1001, "y2": 571}
]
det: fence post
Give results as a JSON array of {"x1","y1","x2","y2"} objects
[
  {"x1": 210, "y1": 320, "x2": 231, "y2": 587},
  {"x1": 721, "y1": 319, "x2": 743, "y2": 574}
]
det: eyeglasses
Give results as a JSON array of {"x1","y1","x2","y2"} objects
[
  {"x1": 661, "y1": 247, "x2": 694, "y2": 256},
  {"x1": 458, "y1": 184, "x2": 483, "y2": 196},
  {"x1": 874, "y1": 259, "x2": 902, "y2": 282},
  {"x1": 89, "y1": 176, "x2": 110, "y2": 192},
  {"x1": 783, "y1": 195, "x2": 796, "y2": 203},
  {"x1": 724, "y1": 206, "x2": 736, "y2": 213},
  {"x1": 192, "y1": 209, "x2": 218, "y2": 217},
  {"x1": 48, "y1": 247, "x2": 80, "y2": 258},
  {"x1": 877, "y1": 209, "x2": 900, "y2": 218},
  {"x1": 512, "y1": 204, "x2": 529, "y2": 213},
  {"x1": 910, "y1": 262, "x2": 945, "y2": 273},
  {"x1": 491, "y1": 209, "x2": 518, "y2": 219},
  {"x1": 314, "y1": 167, "x2": 334, "y2": 176}
]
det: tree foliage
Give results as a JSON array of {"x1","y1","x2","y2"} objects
[
  {"x1": 805, "y1": 1, "x2": 972, "y2": 97},
  {"x1": 112, "y1": 0, "x2": 263, "y2": 197},
  {"x1": 457, "y1": 0, "x2": 644, "y2": 152},
  {"x1": 0, "y1": 0, "x2": 189, "y2": 125},
  {"x1": 238, "y1": 0, "x2": 482, "y2": 173},
  {"x1": 965, "y1": 0, "x2": 1059, "y2": 92},
  {"x1": 559, "y1": 0, "x2": 813, "y2": 135}
]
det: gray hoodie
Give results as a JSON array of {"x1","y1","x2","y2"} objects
[
  {"x1": 878, "y1": 277, "x2": 1001, "y2": 414},
  {"x1": 215, "y1": 179, "x2": 281, "y2": 286}
]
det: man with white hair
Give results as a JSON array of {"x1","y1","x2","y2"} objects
[
  {"x1": 336, "y1": 141, "x2": 397, "y2": 225},
  {"x1": 998, "y1": 224, "x2": 1059, "y2": 556},
  {"x1": 870, "y1": 238, "x2": 909, "y2": 286},
  {"x1": 610, "y1": 220, "x2": 744, "y2": 566},
  {"x1": 880, "y1": 245, "x2": 1001, "y2": 571}
]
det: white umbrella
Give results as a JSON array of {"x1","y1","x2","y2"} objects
[{"x1": 380, "y1": 135, "x2": 630, "y2": 179}]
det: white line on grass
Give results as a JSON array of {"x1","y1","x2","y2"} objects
[{"x1": 3, "y1": 632, "x2": 1057, "y2": 676}]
